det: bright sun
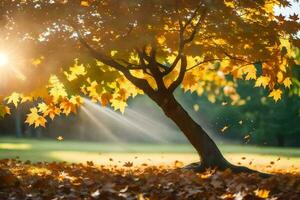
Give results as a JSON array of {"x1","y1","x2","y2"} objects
[{"x1": 0, "y1": 53, "x2": 9, "y2": 67}]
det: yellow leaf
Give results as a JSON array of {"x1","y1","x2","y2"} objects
[
  {"x1": 243, "y1": 65, "x2": 257, "y2": 80},
  {"x1": 101, "y1": 93, "x2": 113, "y2": 106},
  {"x1": 0, "y1": 105, "x2": 10, "y2": 118},
  {"x1": 283, "y1": 77, "x2": 292, "y2": 88},
  {"x1": 110, "y1": 50, "x2": 118, "y2": 57},
  {"x1": 208, "y1": 94, "x2": 216, "y2": 103},
  {"x1": 5, "y1": 106, "x2": 10, "y2": 115},
  {"x1": 64, "y1": 61, "x2": 87, "y2": 81},
  {"x1": 44, "y1": 104, "x2": 61, "y2": 120},
  {"x1": 269, "y1": 89, "x2": 282, "y2": 102},
  {"x1": 69, "y1": 96, "x2": 83, "y2": 106},
  {"x1": 255, "y1": 76, "x2": 270, "y2": 88},
  {"x1": 25, "y1": 108, "x2": 47, "y2": 128},
  {"x1": 60, "y1": 99, "x2": 76, "y2": 116},
  {"x1": 255, "y1": 189, "x2": 270, "y2": 198},
  {"x1": 157, "y1": 35, "x2": 166, "y2": 44},
  {"x1": 277, "y1": 71, "x2": 283, "y2": 83},
  {"x1": 5, "y1": 92, "x2": 21, "y2": 107},
  {"x1": 279, "y1": 62, "x2": 287, "y2": 72},
  {"x1": 110, "y1": 99, "x2": 127, "y2": 114},
  {"x1": 38, "y1": 102, "x2": 48, "y2": 113},
  {"x1": 31, "y1": 56, "x2": 44, "y2": 67},
  {"x1": 48, "y1": 75, "x2": 67, "y2": 102},
  {"x1": 80, "y1": 1, "x2": 89, "y2": 7}
]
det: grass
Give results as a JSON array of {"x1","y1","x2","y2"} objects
[{"x1": 1, "y1": 137, "x2": 300, "y2": 171}]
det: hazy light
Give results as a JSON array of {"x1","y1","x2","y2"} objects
[
  {"x1": 0, "y1": 53, "x2": 9, "y2": 67},
  {"x1": 82, "y1": 98, "x2": 172, "y2": 143}
]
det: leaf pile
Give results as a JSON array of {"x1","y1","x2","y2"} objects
[{"x1": 0, "y1": 159, "x2": 300, "y2": 200}]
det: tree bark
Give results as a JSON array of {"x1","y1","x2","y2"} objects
[
  {"x1": 149, "y1": 92, "x2": 269, "y2": 176},
  {"x1": 149, "y1": 92, "x2": 229, "y2": 169}
]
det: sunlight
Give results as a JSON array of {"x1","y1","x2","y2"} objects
[
  {"x1": 82, "y1": 98, "x2": 171, "y2": 143},
  {"x1": 0, "y1": 143, "x2": 32, "y2": 150},
  {"x1": 0, "y1": 53, "x2": 9, "y2": 67}
]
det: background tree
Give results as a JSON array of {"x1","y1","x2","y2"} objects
[{"x1": 0, "y1": 0, "x2": 299, "y2": 173}]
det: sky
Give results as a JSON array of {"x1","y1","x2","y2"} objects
[{"x1": 274, "y1": 0, "x2": 300, "y2": 17}]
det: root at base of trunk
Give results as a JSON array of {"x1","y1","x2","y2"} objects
[{"x1": 183, "y1": 162, "x2": 271, "y2": 178}]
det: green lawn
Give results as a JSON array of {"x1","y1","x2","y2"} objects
[{"x1": 1, "y1": 137, "x2": 300, "y2": 171}]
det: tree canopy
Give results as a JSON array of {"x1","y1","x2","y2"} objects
[{"x1": 0, "y1": 0, "x2": 299, "y2": 127}]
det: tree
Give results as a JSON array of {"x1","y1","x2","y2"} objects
[{"x1": 0, "y1": 0, "x2": 299, "y2": 174}]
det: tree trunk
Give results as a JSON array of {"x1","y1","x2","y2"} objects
[
  {"x1": 15, "y1": 110, "x2": 23, "y2": 138},
  {"x1": 150, "y1": 93, "x2": 229, "y2": 169},
  {"x1": 149, "y1": 92, "x2": 268, "y2": 175}
]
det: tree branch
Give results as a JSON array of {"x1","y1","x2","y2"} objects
[
  {"x1": 116, "y1": 58, "x2": 143, "y2": 70},
  {"x1": 135, "y1": 48, "x2": 153, "y2": 76},
  {"x1": 183, "y1": 8, "x2": 207, "y2": 44},
  {"x1": 143, "y1": 47, "x2": 166, "y2": 90},
  {"x1": 163, "y1": 6, "x2": 207, "y2": 77},
  {"x1": 168, "y1": 55, "x2": 187, "y2": 92},
  {"x1": 186, "y1": 58, "x2": 226, "y2": 72},
  {"x1": 75, "y1": 30, "x2": 155, "y2": 95},
  {"x1": 141, "y1": 53, "x2": 169, "y2": 71}
]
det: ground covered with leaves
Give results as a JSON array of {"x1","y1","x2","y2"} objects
[{"x1": 0, "y1": 159, "x2": 300, "y2": 200}]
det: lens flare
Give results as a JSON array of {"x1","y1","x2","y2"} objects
[{"x1": 0, "y1": 53, "x2": 9, "y2": 66}]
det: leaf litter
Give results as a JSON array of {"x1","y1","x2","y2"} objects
[{"x1": 0, "y1": 159, "x2": 300, "y2": 200}]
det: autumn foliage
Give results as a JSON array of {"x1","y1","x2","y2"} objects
[{"x1": 0, "y1": 0, "x2": 299, "y2": 127}]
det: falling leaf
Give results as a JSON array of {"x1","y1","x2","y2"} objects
[
  {"x1": 57, "y1": 136, "x2": 63, "y2": 141},
  {"x1": 221, "y1": 126, "x2": 229, "y2": 133},
  {"x1": 193, "y1": 104, "x2": 200, "y2": 112},
  {"x1": 244, "y1": 134, "x2": 251, "y2": 143},
  {"x1": 221, "y1": 102, "x2": 228, "y2": 106}
]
